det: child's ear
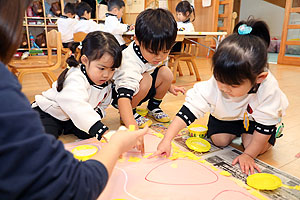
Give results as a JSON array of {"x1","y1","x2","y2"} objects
[
  {"x1": 256, "y1": 71, "x2": 268, "y2": 84},
  {"x1": 133, "y1": 36, "x2": 139, "y2": 46},
  {"x1": 81, "y1": 55, "x2": 89, "y2": 66}
]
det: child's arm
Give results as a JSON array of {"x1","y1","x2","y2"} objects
[
  {"x1": 150, "y1": 116, "x2": 187, "y2": 158},
  {"x1": 93, "y1": 126, "x2": 149, "y2": 176},
  {"x1": 118, "y1": 97, "x2": 145, "y2": 154},
  {"x1": 232, "y1": 130, "x2": 272, "y2": 174}
]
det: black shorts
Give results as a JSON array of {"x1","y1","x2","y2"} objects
[
  {"x1": 207, "y1": 115, "x2": 276, "y2": 145},
  {"x1": 112, "y1": 66, "x2": 160, "y2": 107},
  {"x1": 33, "y1": 106, "x2": 93, "y2": 140}
]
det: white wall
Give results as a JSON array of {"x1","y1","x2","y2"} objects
[{"x1": 240, "y1": 0, "x2": 285, "y2": 38}]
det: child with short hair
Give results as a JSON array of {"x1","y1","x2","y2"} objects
[
  {"x1": 176, "y1": 0, "x2": 195, "y2": 32},
  {"x1": 113, "y1": 8, "x2": 186, "y2": 153},
  {"x1": 32, "y1": 31, "x2": 122, "y2": 140},
  {"x1": 73, "y1": 2, "x2": 104, "y2": 34},
  {"x1": 104, "y1": 0, "x2": 134, "y2": 50},
  {"x1": 151, "y1": 19, "x2": 289, "y2": 175},
  {"x1": 57, "y1": 3, "x2": 78, "y2": 48}
]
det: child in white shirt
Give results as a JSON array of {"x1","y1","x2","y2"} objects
[
  {"x1": 73, "y1": 2, "x2": 104, "y2": 34},
  {"x1": 113, "y1": 9, "x2": 186, "y2": 154},
  {"x1": 172, "y1": 0, "x2": 195, "y2": 52},
  {"x1": 104, "y1": 0, "x2": 134, "y2": 50},
  {"x1": 152, "y1": 19, "x2": 289, "y2": 175},
  {"x1": 32, "y1": 31, "x2": 122, "y2": 140},
  {"x1": 176, "y1": 0, "x2": 195, "y2": 32},
  {"x1": 57, "y1": 3, "x2": 78, "y2": 48}
]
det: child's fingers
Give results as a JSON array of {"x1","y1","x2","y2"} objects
[
  {"x1": 148, "y1": 150, "x2": 163, "y2": 159},
  {"x1": 253, "y1": 163, "x2": 261, "y2": 173},
  {"x1": 232, "y1": 157, "x2": 238, "y2": 165}
]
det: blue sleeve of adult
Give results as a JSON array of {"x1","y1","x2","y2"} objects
[{"x1": 0, "y1": 64, "x2": 108, "y2": 200}]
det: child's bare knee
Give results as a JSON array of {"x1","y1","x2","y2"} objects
[
  {"x1": 210, "y1": 134, "x2": 232, "y2": 147},
  {"x1": 158, "y1": 66, "x2": 173, "y2": 82}
]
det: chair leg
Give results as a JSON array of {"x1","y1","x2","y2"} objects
[
  {"x1": 42, "y1": 73, "x2": 54, "y2": 87},
  {"x1": 191, "y1": 58, "x2": 201, "y2": 81},
  {"x1": 172, "y1": 59, "x2": 180, "y2": 83},
  {"x1": 186, "y1": 61, "x2": 194, "y2": 75},
  {"x1": 177, "y1": 63, "x2": 183, "y2": 76}
]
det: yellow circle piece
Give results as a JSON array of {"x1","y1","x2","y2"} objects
[
  {"x1": 188, "y1": 124, "x2": 208, "y2": 138},
  {"x1": 247, "y1": 173, "x2": 282, "y2": 190},
  {"x1": 185, "y1": 137, "x2": 211, "y2": 152},
  {"x1": 71, "y1": 145, "x2": 98, "y2": 161}
]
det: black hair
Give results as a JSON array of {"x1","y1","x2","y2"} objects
[
  {"x1": 212, "y1": 18, "x2": 270, "y2": 86},
  {"x1": 135, "y1": 8, "x2": 177, "y2": 54},
  {"x1": 176, "y1": 0, "x2": 195, "y2": 22},
  {"x1": 75, "y1": 2, "x2": 92, "y2": 17},
  {"x1": 0, "y1": 0, "x2": 32, "y2": 64},
  {"x1": 57, "y1": 31, "x2": 122, "y2": 92},
  {"x1": 107, "y1": 0, "x2": 125, "y2": 11},
  {"x1": 64, "y1": 2, "x2": 75, "y2": 15}
]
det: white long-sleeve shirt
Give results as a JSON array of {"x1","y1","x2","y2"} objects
[
  {"x1": 113, "y1": 42, "x2": 164, "y2": 97},
  {"x1": 104, "y1": 14, "x2": 128, "y2": 45},
  {"x1": 73, "y1": 17, "x2": 104, "y2": 34},
  {"x1": 32, "y1": 65, "x2": 112, "y2": 136},
  {"x1": 177, "y1": 19, "x2": 195, "y2": 32},
  {"x1": 177, "y1": 72, "x2": 288, "y2": 128},
  {"x1": 57, "y1": 16, "x2": 78, "y2": 43}
]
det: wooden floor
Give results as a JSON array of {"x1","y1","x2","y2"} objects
[{"x1": 21, "y1": 57, "x2": 300, "y2": 179}]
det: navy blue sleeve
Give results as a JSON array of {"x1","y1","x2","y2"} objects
[{"x1": 0, "y1": 64, "x2": 108, "y2": 200}]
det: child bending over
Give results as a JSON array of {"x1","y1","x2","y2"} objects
[
  {"x1": 33, "y1": 31, "x2": 122, "y2": 140},
  {"x1": 113, "y1": 8, "x2": 185, "y2": 153},
  {"x1": 104, "y1": 0, "x2": 134, "y2": 50},
  {"x1": 151, "y1": 19, "x2": 288, "y2": 175}
]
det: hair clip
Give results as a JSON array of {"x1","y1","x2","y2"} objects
[
  {"x1": 238, "y1": 24, "x2": 252, "y2": 35},
  {"x1": 66, "y1": 64, "x2": 71, "y2": 69},
  {"x1": 78, "y1": 42, "x2": 83, "y2": 49}
]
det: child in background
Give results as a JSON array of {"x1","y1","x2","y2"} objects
[
  {"x1": 0, "y1": 0, "x2": 149, "y2": 199},
  {"x1": 57, "y1": 3, "x2": 78, "y2": 48},
  {"x1": 171, "y1": 0, "x2": 195, "y2": 52},
  {"x1": 32, "y1": 31, "x2": 122, "y2": 140},
  {"x1": 113, "y1": 9, "x2": 186, "y2": 153},
  {"x1": 73, "y1": 2, "x2": 104, "y2": 34},
  {"x1": 151, "y1": 19, "x2": 288, "y2": 175},
  {"x1": 176, "y1": 0, "x2": 195, "y2": 32},
  {"x1": 104, "y1": 0, "x2": 134, "y2": 50}
]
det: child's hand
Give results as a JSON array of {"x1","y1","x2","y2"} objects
[
  {"x1": 232, "y1": 153, "x2": 261, "y2": 175},
  {"x1": 129, "y1": 24, "x2": 135, "y2": 31},
  {"x1": 168, "y1": 84, "x2": 186, "y2": 96},
  {"x1": 148, "y1": 139, "x2": 172, "y2": 158},
  {"x1": 109, "y1": 126, "x2": 149, "y2": 154}
]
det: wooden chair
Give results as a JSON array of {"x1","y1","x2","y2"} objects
[
  {"x1": 168, "y1": 39, "x2": 201, "y2": 83},
  {"x1": 9, "y1": 30, "x2": 62, "y2": 87},
  {"x1": 73, "y1": 32, "x2": 87, "y2": 60}
]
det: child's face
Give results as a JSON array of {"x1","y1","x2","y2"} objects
[
  {"x1": 216, "y1": 79, "x2": 253, "y2": 97},
  {"x1": 82, "y1": 53, "x2": 115, "y2": 85},
  {"x1": 116, "y1": 7, "x2": 124, "y2": 19},
  {"x1": 137, "y1": 43, "x2": 170, "y2": 65},
  {"x1": 176, "y1": 12, "x2": 188, "y2": 22}
]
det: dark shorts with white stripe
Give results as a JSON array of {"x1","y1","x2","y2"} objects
[{"x1": 207, "y1": 115, "x2": 276, "y2": 146}]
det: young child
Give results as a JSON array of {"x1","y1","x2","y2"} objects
[
  {"x1": 171, "y1": 0, "x2": 195, "y2": 52},
  {"x1": 57, "y1": 3, "x2": 78, "y2": 48},
  {"x1": 113, "y1": 8, "x2": 186, "y2": 153},
  {"x1": 0, "y1": 0, "x2": 149, "y2": 199},
  {"x1": 151, "y1": 19, "x2": 289, "y2": 175},
  {"x1": 104, "y1": 0, "x2": 134, "y2": 50},
  {"x1": 176, "y1": 0, "x2": 195, "y2": 32},
  {"x1": 32, "y1": 31, "x2": 122, "y2": 140},
  {"x1": 73, "y1": 2, "x2": 104, "y2": 34}
]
